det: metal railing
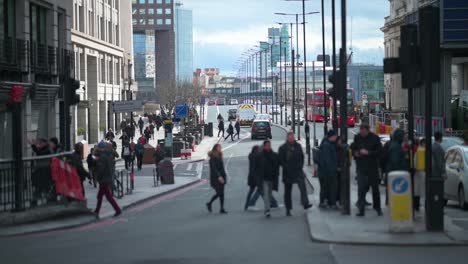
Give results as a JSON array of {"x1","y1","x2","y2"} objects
[{"x1": 0, "y1": 152, "x2": 72, "y2": 212}]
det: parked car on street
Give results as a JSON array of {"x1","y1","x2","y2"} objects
[
  {"x1": 251, "y1": 120, "x2": 272, "y2": 140},
  {"x1": 208, "y1": 100, "x2": 216, "y2": 106},
  {"x1": 216, "y1": 98, "x2": 226, "y2": 105},
  {"x1": 269, "y1": 105, "x2": 281, "y2": 115},
  {"x1": 230, "y1": 99, "x2": 239, "y2": 105},
  {"x1": 444, "y1": 145, "x2": 468, "y2": 209}
]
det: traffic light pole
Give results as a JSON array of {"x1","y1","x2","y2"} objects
[
  {"x1": 340, "y1": 0, "x2": 350, "y2": 216},
  {"x1": 302, "y1": 0, "x2": 311, "y2": 165},
  {"x1": 331, "y1": 0, "x2": 338, "y2": 131},
  {"x1": 292, "y1": 49, "x2": 296, "y2": 135},
  {"x1": 321, "y1": 0, "x2": 328, "y2": 135}
]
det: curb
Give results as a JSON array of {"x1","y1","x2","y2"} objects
[{"x1": 0, "y1": 179, "x2": 204, "y2": 237}]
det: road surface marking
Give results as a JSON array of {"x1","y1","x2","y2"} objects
[
  {"x1": 128, "y1": 179, "x2": 208, "y2": 213},
  {"x1": 196, "y1": 161, "x2": 203, "y2": 179},
  {"x1": 225, "y1": 154, "x2": 233, "y2": 183},
  {"x1": 222, "y1": 133, "x2": 251, "y2": 152},
  {"x1": 187, "y1": 163, "x2": 193, "y2": 171}
]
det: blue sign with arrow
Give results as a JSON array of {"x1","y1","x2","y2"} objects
[
  {"x1": 175, "y1": 104, "x2": 188, "y2": 119},
  {"x1": 392, "y1": 177, "x2": 409, "y2": 194}
]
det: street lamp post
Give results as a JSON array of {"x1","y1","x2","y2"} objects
[
  {"x1": 322, "y1": 0, "x2": 328, "y2": 135},
  {"x1": 332, "y1": 0, "x2": 338, "y2": 131}
]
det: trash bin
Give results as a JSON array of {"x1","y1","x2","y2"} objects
[
  {"x1": 207, "y1": 122, "x2": 213, "y2": 137},
  {"x1": 143, "y1": 144, "x2": 155, "y2": 164},
  {"x1": 159, "y1": 159, "x2": 175, "y2": 184},
  {"x1": 173, "y1": 140, "x2": 184, "y2": 157}
]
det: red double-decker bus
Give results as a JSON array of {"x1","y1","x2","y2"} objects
[
  {"x1": 306, "y1": 89, "x2": 356, "y2": 127},
  {"x1": 306, "y1": 91, "x2": 331, "y2": 122}
]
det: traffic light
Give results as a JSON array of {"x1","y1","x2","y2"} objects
[
  {"x1": 66, "y1": 78, "x2": 80, "y2": 105},
  {"x1": 327, "y1": 70, "x2": 342, "y2": 98}
]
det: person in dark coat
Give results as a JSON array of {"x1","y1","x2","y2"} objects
[
  {"x1": 94, "y1": 143, "x2": 122, "y2": 218},
  {"x1": 278, "y1": 132, "x2": 312, "y2": 216},
  {"x1": 68, "y1": 143, "x2": 90, "y2": 197},
  {"x1": 105, "y1": 129, "x2": 115, "y2": 141},
  {"x1": 144, "y1": 126, "x2": 151, "y2": 143},
  {"x1": 234, "y1": 120, "x2": 241, "y2": 139},
  {"x1": 244, "y1": 145, "x2": 260, "y2": 211},
  {"x1": 29, "y1": 138, "x2": 53, "y2": 205},
  {"x1": 120, "y1": 120, "x2": 127, "y2": 135},
  {"x1": 432, "y1": 131, "x2": 446, "y2": 179},
  {"x1": 155, "y1": 115, "x2": 163, "y2": 132},
  {"x1": 49, "y1": 137, "x2": 62, "y2": 154},
  {"x1": 135, "y1": 137, "x2": 145, "y2": 170},
  {"x1": 218, "y1": 119, "x2": 225, "y2": 138},
  {"x1": 138, "y1": 117, "x2": 145, "y2": 135},
  {"x1": 225, "y1": 122, "x2": 235, "y2": 141},
  {"x1": 258, "y1": 140, "x2": 280, "y2": 218},
  {"x1": 206, "y1": 144, "x2": 228, "y2": 214},
  {"x1": 316, "y1": 130, "x2": 338, "y2": 209},
  {"x1": 87, "y1": 148, "x2": 97, "y2": 187},
  {"x1": 350, "y1": 124, "x2": 383, "y2": 217},
  {"x1": 387, "y1": 129, "x2": 409, "y2": 172}
]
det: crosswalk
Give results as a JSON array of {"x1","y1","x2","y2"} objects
[{"x1": 173, "y1": 161, "x2": 203, "y2": 179}]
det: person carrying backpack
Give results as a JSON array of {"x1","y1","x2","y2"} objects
[
  {"x1": 122, "y1": 141, "x2": 133, "y2": 170},
  {"x1": 135, "y1": 137, "x2": 146, "y2": 170},
  {"x1": 225, "y1": 122, "x2": 234, "y2": 141}
]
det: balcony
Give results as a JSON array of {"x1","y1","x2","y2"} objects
[{"x1": 0, "y1": 38, "x2": 29, "y2": 77}]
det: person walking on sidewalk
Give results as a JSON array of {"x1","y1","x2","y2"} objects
[
  {"x1": 105, "y1": 128, "x2": 115, "y2": 141},
  {"x1": 414, "y1": 138, "x2": 426, "y2": 212},
  {"x1": 122, "y1": 140, "x2": 134, "y2": 170},
  {"x1": 138, "y1": 117, "x2": 145, "y2": 135},
  {"x1": 432, "y1": 132, "x2": 446, "y2": 180},
  {"x1": 120, "y1": 120, "x2": 127, "y2": 135},
  {"x1": 315, "y1": 130, "x2": 339, "y2": 209},
  {"x1": 144, "y1": 126, "x2": 151, "y2": 143},
  {"x1": 87, "y1": 148, "x2": 97, "y2": 187},
  {"x1": 351, "y1": 124, "x2": 383, "y2": 217},
  {"x1": 135, "y1": 137, "x2": 146, "y2": 171},
  {"x1": 206, "y1": 144, "x2": 228, "y2": 214},
  {"x1": 225, "y1": 122, "x2": 235, "y2": 141},
  {"x1": 258, "y1": 140, "x2": 280, "y2": 218},
  {"x1": 278, "y1": 132, "x2": 313, "y2": 216},
  {"x1": 94, "y1": 143, "x2": 122, "y2": 218},
  {"x1": 234, "y1": 120, "x2": 241, "y2": 139},
  {"x1": 218, "y1": 119, "x2": 225, "y2": 138}
]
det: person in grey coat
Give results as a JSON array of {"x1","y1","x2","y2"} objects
[{"x1": 432, "y1": 132, "x2": 446, "y2": 179}]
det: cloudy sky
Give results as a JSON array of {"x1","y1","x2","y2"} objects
[{"x1": 181, "y1": 0, "x2": 388, "y2": 76}]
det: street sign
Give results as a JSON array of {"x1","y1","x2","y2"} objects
[
  {"x1": 112, "y1": 100, "x2": 143, "y2": 113},
  {"x1": 388, "y1": 171, "x2": 414, "y2": 232},
  {"x1": 442, "y1": 0, "x2": 468, "y2": 44},
  {"x1": 175, "y1": 104, "x2": 188, "y2": 119}
]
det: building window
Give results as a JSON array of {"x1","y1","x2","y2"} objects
[
  {"x1": 132, "y1": 0, "x2": 137, "y2": 4},
  {"x1": 165, "y1": 19, "x2": 171, "y2": 25},
  {"x1": 0, "y1": 0, "x2": 16, "y2": 40},
  {"x1": 157, "y1": 19, "x2": 163, "y2": 25},
  {"x1": 157, "y1": 0, "x2": 162, "y2": 3},
  {"x1": 165, "y1": 0, "x2": 171, "y2": 4},
  {"x1": 139, "y1": 0, "x2": 145, "y2": 4},
  {"x1": 132, "y1": 8, "x2": 137, "y2": 14},
  {"x1": 139, "y1": 9, "x2": 145, "y2": 14},
  {"x1": 139, "y1": 19, "x2": 145, "y2": 25},
  {"x1": 165, "y1": 8, "x2": 171, "y2": 15},
  {"x1": 132, "y1": 19, "x2": 137, "y2": 25},
  {"x1": 148, "y1": 19, "x2": 154, "y2": 25},
  {"x1": 148, "y1": 0, "x2": 154, "y2": 3},
  {"x1": 148, "y1": 8, "x2": 154, "y2": 14},
  {"x1": 157, "y1": 8, "x2": 162, "y2": 14},
  {"x1": 30, "y1": 4, "x2": 48, "y2": 45}
]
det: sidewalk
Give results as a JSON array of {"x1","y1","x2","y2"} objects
[
  {"x1": 0, "y1": 125, "x2": 219, "y2": 237},
  {"x1": 273, "y1": 122, "x2": 468, "y2": 246}
]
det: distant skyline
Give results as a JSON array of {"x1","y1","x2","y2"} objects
[{"x1": 181, "y1": 0, "x2": 386, "y2": 76}]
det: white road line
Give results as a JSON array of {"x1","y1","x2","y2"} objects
[
  {"x1": 196, "y1": 162, "x2": 203, "y2": 179},
  {"x1": 187, "y1": 163, "x2": 193, "y2": 171},
  {"x1": 222, "y1": 133, "x2": 251, "y2": 152},
  {"x1": 225, "y1": 153, "x2": 233, "y2": 183},
  {"x1": 173, "y1": 164, "x2": 178, "y2": 170}
]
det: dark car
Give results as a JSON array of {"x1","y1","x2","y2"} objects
[
  {"x1": 251, "y1": 120, "x2": 272, "y2": 140},
  {"x1": 228, "y1": 109, "x2": 237, "y2": 121}
]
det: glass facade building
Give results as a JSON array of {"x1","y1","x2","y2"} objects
[
  {"x1": 348, "y1": 65, "x2": 384, "y2": 103},
  {"x1": 268, "y1": 25, "x2": 291, "y2": 68},
  {"x1": 133, "y1": 30, "x2": 156, "y2": 99},
  {"x1": 174, "y1": 2, "x2": 193, "y2": 82}
]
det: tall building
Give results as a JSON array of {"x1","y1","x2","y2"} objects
[
  {"x1": 132, "y1": 0, "x2": 176, "y2": 102},
  {"x1": 0, "y1": 0, "x2": 74, "y2": 158},
  {"x1": 268, "y1": 25, "x2": 291, "y2": 67},
  {"x1": 175, "y1": 2, "x2": 193, "y2": 82},
  {"x1": 71, "y1": 0, "x2": 134, "y2": 144}
]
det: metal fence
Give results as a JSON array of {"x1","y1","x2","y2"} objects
[{"x1": 0, "y1": 152, "x2": 72, "y2": 212}]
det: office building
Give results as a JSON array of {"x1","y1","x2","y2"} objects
[
  {"x1": 268, "y1": 25, "x2": 290, "y2": 67},
  {"x1": 0, "y1": 0, "x2": 73, "y2": 158},
  {"x1": 71, "y1": 0, "x2": 134, "y2": 144},
  {"x1": 175, "y1": 2, "x2": 193, "y2": 82},
  {"x1": 132, "y1": 0, "x2": 176, "y2": 102}
]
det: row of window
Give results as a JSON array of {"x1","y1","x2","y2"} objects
[
  {"x1": 132, "y1": 8, "x2": 171, "y2": 15},
  {"x1": 132, "y1": 18, "x2": 172, "y2": 25},
  {"x1": 132, "y1": 0, "x2": 172, "y2": 4}
]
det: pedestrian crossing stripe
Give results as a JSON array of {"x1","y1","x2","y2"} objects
[{"x1": 239, "y1": 104, "x2": 254, "y2": 109}]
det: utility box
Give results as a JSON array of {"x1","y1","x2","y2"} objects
[{"x1": 388, "y1": 171, "x2": 414, "y2": 233}]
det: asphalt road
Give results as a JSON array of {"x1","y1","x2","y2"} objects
[{"x1": 0, "y1": 105, "x2": 467, "y2": 264}]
